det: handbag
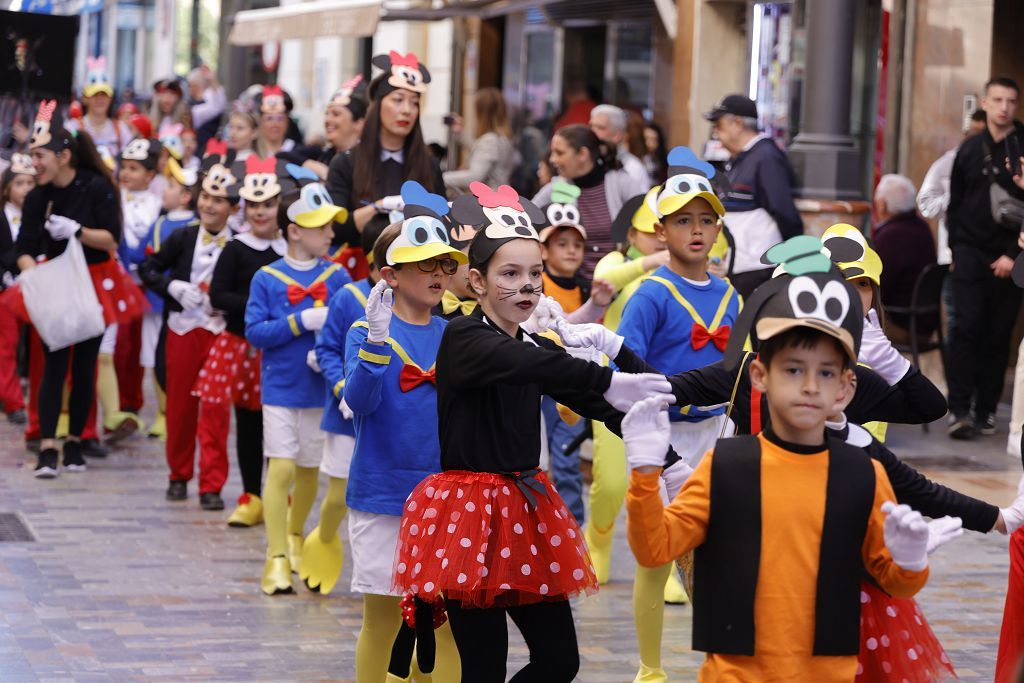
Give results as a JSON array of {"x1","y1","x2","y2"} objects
[{"x1": 982, "y1": 135, "x2": 1024, "y2": 231}]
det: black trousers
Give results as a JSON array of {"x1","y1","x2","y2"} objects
[
  {"x1": 39, "y1": 334, "x2": 102, "y2": 440},
  {"x1": 444, "y1": 598, "x2": 579, "y2": 683},
  {"x1": 729, "y1": 267, "x2": 773, "y2": 299},
  {"x1": 234, "y1": 405, "x2": 264, "y2": 496},
  {"x1": 948, "y1": 245, "x2": 1023, "y2": 418}
]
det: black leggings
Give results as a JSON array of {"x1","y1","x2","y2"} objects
[
  {"x1": 39, "y1": 334, "x2": 102, "y2": 440},
  {"x1": 234, "y1": 405, "x2": 264, "y2": 496},
  {"x1": 444, "y1": 598, "x2": 579, "y2": 683}
]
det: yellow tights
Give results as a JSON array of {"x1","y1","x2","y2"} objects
[
  {"x1": 357, "y1": 594, "x2": 460, "y2": 683},
  {"x1": 317, "y1": 476, "x2": 347, "y2": 542},
  {"x1": 264, "y1": 458, "x2": 319, "y2": 557},
  {"x1": 632, "y1": 561, "x2": 673, "y2": 681},
  {"x1": 585, "y1": 421, "x2": 628, "y2": 583}
]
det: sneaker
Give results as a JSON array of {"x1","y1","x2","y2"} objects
[
  {"x1": 976, "y1": 414, "x2": 997, "y2": 436},
  {"x1": 947, "y1": 415, "x2": 976, "y2": 440},
  {"x1": 6, "y1": 409, "x2": 26, "y2": 425},
  {"x1": 200, "y1": 492, "x2": 225, "y2": 511},
  {"x1": 80, "y1": 439, "x2": 109, "y2": 458},
  {"x1": 166, "y1": 480, "x2": 188, "y2": 501},
  {"x1": 62, "y1": 440, "x2": 87, "y2": 472},
  {"x1": 34, "y1": 449, "x2": 59, "y2": 479}
]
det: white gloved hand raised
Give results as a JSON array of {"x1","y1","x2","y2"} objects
[
  {"x1": 662, "y1": 458, "x2": 694, "y2": 501},
  {"x1": 555, "y1": 320, "x2": 624, "y2": 359},
  {"x1": 306, "y1": 349, "x2": 321, "y2": 373},
  {"x1": 378, "y1": 195, "x2": 405, "y2": 213},
  {"x1": 531, "y1": 296, "x2": 565, "y2": 332},
  {"x1": 603, "y1": 372, "x2": 674, "y2": 413},
  {"x1": 299, "y1": 306, "x2": 329, "y2": 332},
  {"x1": 621, "y1": 396, "x2": 673, "y2": 470},
  {"x1": 44, "y1": 214, "x2": 80, "y2": 241},
  {"x1": 365, "y1": 279, "x2": 394, "y2": 343},
  {"x1": 999, "y1": 473, "x2": 1024, "y2": 534},
  {"x1": 167, "y1": 279, "x2": 203, "y2": 310},
  {"x1": 882, "y1": 501, "x2": 931, "y2": 571},
  {"x1": 858, "y1": 309, "x2": 912, "y2": 385},
  {"x1": 925, "y1": 515, "x2": 964, "y2": 553},
  {"x1": 338, "y1": 397, "x2": 354, "y2": 420}
]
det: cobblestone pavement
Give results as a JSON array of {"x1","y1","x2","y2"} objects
[{"x1": 0, "y1": 403, "x2": 1020, "y2": 681}]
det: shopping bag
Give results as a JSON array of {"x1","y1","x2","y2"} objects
[{"x1": 19, "y1": 238, "x2": 106, "y2": 350}]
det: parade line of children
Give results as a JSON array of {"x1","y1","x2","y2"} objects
[{"x1": 7, "y1": 51, "x2": 1024, "y2": 683}]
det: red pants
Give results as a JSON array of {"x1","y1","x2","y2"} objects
[
  {"x1": 165, "y1": 328, "x2": 230, "y2": 494},
  {"x1": 25, "y1": 326, "x2": 98, "y2": 442},
  {"x1": 115, "y1": 318, "x2": 144, "y2": 412},
  {"x1": 0, "y1": 301, "x2": 24, "y2": 413},
  {"x1": 997, "y1": 528, "x2": 1024, "y2": 683}
]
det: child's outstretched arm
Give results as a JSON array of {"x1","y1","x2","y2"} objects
[{"x1": 342, "y1": 280, "x2": 393, "y2": 416}]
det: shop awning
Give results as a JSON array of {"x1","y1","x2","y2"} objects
[{"x1": 228, "y1": 0, "x2": 381, "y2": 46}]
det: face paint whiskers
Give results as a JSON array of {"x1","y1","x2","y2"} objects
[{"x1": 497, "y1": 283, "x2": 543, "y2": 300}]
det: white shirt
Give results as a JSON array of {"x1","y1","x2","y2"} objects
[
  {"x1": 236, "y1": 231, "x2": 286, "y2": 256},
  {"x1": 121, "y1": 187, "x2": 162, "y2": 252},
  {"x1": 167, "y1": 227, "x2": 229, "y2": 336},
  {"x1": 917, "y1": 148, "x2": 956, "y2": 265},
  {"x1": 3, "y1": 203, "x2": 22, "y2": 242},
  {"x1": 618, "y1": 147, "x2": 650, "y2": 191}
]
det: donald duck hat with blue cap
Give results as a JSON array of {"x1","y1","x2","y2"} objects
[
  {"x1": 385, "y1": 181, "x2": 468, "y2": 267},
  {"x1": 284, "y1": 164, "x2": 349, "y2": 228},
  {"x1": 656, "y1": 147, "x2": 725, "y2": 219}
]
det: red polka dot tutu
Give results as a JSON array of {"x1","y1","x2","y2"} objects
[
  {"x1": 393, "y1": 470, "x2": 598, "y2": 609},
  {"x1": 88, "y1": 259, "x2": 148, "y2": 325},
  {"x1": 190, "y1": 331, "x2": 262, "y2": 410},
  {"x1": 856, "y1": 581, "x2": 956, "y2": 682}
]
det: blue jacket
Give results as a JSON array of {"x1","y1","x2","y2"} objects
[
  {"x1": 132, "y1": 212, "x2": 198, "y2": 314},
  {"x1": 244, "y1": 258, "x2": 351, "y2": 408},
  {"x1": 317, "y1": 278, "x2": 373, "y2": 435},
  {"x1": 617, "y1": 265, "x2": 739, "y2": 421},
  {"x1": 344, "y1": 315, "x2": 447, "y2": 516}
]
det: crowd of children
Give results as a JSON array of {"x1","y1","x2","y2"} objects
[{"x1": 4, "y1": 49, "x2": 1024, "y2": 683}]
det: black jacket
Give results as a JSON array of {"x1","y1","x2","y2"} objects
[
  {"x1": 138, "y1": 224, "x2": 206, "y2": 313},
  {"x1": 0, "y1": 210, "x2": 18, "y2": 285},
  {"x1": 209, "y1": 238, "x2": 283, "y2": 337},
  {"x1": 722, "y1": 137, "x2": 804, "y2": 240}
]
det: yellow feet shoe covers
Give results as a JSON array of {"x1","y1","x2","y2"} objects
[
  {"x1": 227, "y1": 493, "x2": 263, "y2": 527},
  {"x1": 300, "y1": 525, "x2": 343, "y2": 594},
  {"x1": 633, "y1": 662, "x2": 668, "y2": 683},
  {"x1": 147, "y1": 413, "x2": 167, "y2": 440},
  {"x1": 104, "y1": 410, "x2": 143, "y2": 442},
  {"x1": 287, "y1": 532, "x2": 304, "y2": 575},
  {"x1": 261, "y1": 555, "x2": 294, "y2": 595}
]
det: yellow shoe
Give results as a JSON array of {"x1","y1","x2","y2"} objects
[
  {"x1": 56, "y1": 412, "x2": 69, "y2": 439},
  {"x1": 261, "y1": 555, "x2": 294, "y2": 595},
  {"x1": 104, "y1": 411, "x2": 142, "y2": 443},
  {"x1": 227, "y1": 493, "x2": 263, "y2": 528},
  {"x1": 147, "y1": 413, "x2": 167, "y2": 440},
  {"x1": 664, "y1": 569, "x2": 689, "y2": 605},
  {"x1": 299, "y1": 525, "x2": 343, "y2": 594},
  {"x1": 633, "y1": 663, "x2": 668, "y2": 683},
  {"x1": 287, "y1": 533, "x2": 303, "y2": 575},
  {"x1": 385, "y1": 675, "x2": 411, "y2": 683},
  {"x1": 585, "y1": 522, "x2": 614, "y2": 584}
]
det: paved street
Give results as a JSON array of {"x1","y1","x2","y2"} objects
[{"x1": 0, "y1": 398, "x2": 1020, "y2": 682}]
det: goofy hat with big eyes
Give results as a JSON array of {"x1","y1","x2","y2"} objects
[
  {"x1": 29, "y1": 100, "x2": 71, "y2": 152},
  {"x1": 328, "y1": 74, "x2": 368, "y2": 121},
  {"x1": 164, "y1": 156, "x2": 198, "y2": 188},
  {"x1": 451, "y1": 182, "x2": 547, "y2": 266},
  {"x1": 284, "y1": 164, "x2": 348, "y2": 228},
  {"x1": 820, "y1": 223, "x2": 883, "y2": 286},
  {"x1": 385, "y1": 181, "x2": 468, "y2": 267},
  {"x1": 83, "y1": 56, "x2": 114, "y2": 99},
  {"x1": 9, "y1": 153, "x2": 36, "y2": 177},
  {"x1": 655, "y1": 147, "x2": 725, "y2": 219},
  {"x1": 723, "y1": 235, "x2": 864, "y2": 372},
  {"x1": 121, "y1": 138, "x2": 162, "y2": 171},
  {"x1": 539, "y1": 181, "x2": 587, "y2": 243},
  {"x1": 371, "y1": 51, "x2": 431, "y2": 99}
]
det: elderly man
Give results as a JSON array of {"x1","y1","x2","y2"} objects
[
  {"x1": 704, "y1": 94, "x2": 803, "y2": 297},
  {"x1": 186, "y1": 65, "x2": 226, "y2": 150},
  {"x1": 590, "y1": 104, "x2": 650, "y2": 190}
]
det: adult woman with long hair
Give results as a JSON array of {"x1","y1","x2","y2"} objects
[
  {"x1": 150, "y1": 78, "x2": 192, "y2": 138},
  {"x1": 443, "y1": 87, "x2": 516, "y2": 192},
  {"x1": 643, "y1": 121, "x2": 669, "y2": 185},
  {"x1": 16, "y1": 103, "x2": 140, "y2": 477},
  {"x1": 279, "y1": 75, "x2": 368, "y2": 180},
  {"x1": 533, "y1": 124, "x2": 647, "y2": 280}
]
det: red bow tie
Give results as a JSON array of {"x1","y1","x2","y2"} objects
[
  {"x1": 691, "y1": 323, "x2": 730, "y2": 352},
  {"x1": 287, "y1": 281, "x2": 328, "y2": 306},
  {"x1": 400, "y1": 364, "x2": 436, "y2": 392}
]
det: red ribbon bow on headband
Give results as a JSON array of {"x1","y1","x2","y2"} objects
[
  {"x1": 469, "y1": 182, "x2": 523, "y2": 211},
  {"x1": 287, "y1": 282, "x2": 328, "y2": 306},
  {"x1": 204, "y1": 138, "x2": 228, "y2": 158},
  {"x1": 399, "y1": 364, "x2": 436, "y2": 392},
  {"x1": 691, "y1": 324, "x2": 730, "y2": 352},
  {"x1": 245, "y1": 155, "x2": 276, "y2": 175},
  {"x1": 389, "y1": 51, "x2": 421, "y2": 69}
]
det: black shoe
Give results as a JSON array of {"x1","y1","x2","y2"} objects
[
  {"x1": 34, "y1": 449, "x2": 59, "y2": 479},
  {"x1": 166, "y1": 480, "x2": 188, "y2": 501},
  {"x1": 7, "y1": 409, "x2": 26, "y2": 425},
  {"x1": 947, "y1": 415, "x2": 976, "y2": 440},
  {"x1": 62, "y1": 440, "x2": 86, "y2": 472},
  {"x1": 975, "y1": 414, "x2": 997, "y2": 436},
  {"x1": 25, "y1": 439, "x2": 40, "y2": 454},
  {"x1": 80, "y1": 439, "x2": 109, "y2": 458},
  {"x1": 200, "y1": 492, "x2": 225, "y2": 511}
]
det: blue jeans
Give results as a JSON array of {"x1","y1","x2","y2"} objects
[{"x1": 541, "y1": 396, "x2": 585, "y2": 523}]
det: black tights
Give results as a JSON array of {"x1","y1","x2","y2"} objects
[
  {"x1": 234, "y1": 405, "x2": 264, "y2": 496},
  {"x1": 444, "y1": 598, "x2": 579, "y2": 683},
  {"x1": 39, "y1": 334, "x2": 102, "y2": 440}
]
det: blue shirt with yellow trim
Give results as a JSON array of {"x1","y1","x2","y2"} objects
[
  {"x1": 244, "y1": 257, "x2": 352, "y2": 408},
  {"x1": 317, "y1": 278, "x2": 373, "y2": 435},
  {"x1": 344, "y1": 314, "x2": 447, "y2": 516},
  {"x1": 617, "y1": 264, "x2": 739, "y2": 421}
]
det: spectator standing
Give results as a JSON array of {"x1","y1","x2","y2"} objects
[
  {"x1": 590, "y1": 104, "x2": 650, "y2": 191},
  {"x1": 443, "y1": 88, "x2": 516, "y2": 192},
  {"x1": 186, "y1": 66, "x2": 226, "y2": 151},
  {"x1": 704, "y1": 94, "x2": 803, "y2": 297},
  {"x1": 150, "y1": 78, "x2": 191, "y2": 138},
  {"x1": 945, "y1": 76, "x2": 1024, "y2": 440},
  {"x1": 72, "y1": 57, "x2": 131, "y2": 159},
  {"x1": 643, "y1": 121, "x2": 669, "y2": 185},
  {"x1": 254, "y1": 86, "x2": 297, "y2": 158},
  {"x1": 554, "y1": 76, "x2": 597, "y2": 131}
]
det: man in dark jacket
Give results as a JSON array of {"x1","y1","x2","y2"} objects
[
  {"x1": 704, "y1": 94, "x2": 804, "y2": 297},
  {"x1": 946, "y1": 75, "x2": 1024, "y2": 439}
]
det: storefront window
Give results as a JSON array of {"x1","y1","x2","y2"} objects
[
  {"x1": 749, "y1": 2, "x2": 798, "y2": 144},
  {"x1": 523, "y1": 29, "x2": 558, "y2": 127}
]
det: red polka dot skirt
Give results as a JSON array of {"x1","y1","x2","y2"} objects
[
  {"x1": 88, "y1": 259, "x2": 148, "y2": 325},
  {"x1": 393, "y1": 470, "x2": 598, "y2": 609},
  {"x1": 856, "y1": 581, "x2": 956, "y2": 682},
  {"x1": 191, "y1": 331, "x2": 262, "y2": 410}
]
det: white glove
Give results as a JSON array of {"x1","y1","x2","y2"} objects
[
  {"x1": 365, "y1": 279, "x2": 394, "y2": 343},
  {"x1": 858, "y1": 310, "x2": 912, "y2": 385},
  {"x1": 531, "y1": 296, "x2": 565, "y2": 332},
  {"x1": 306, "y1": 349, "x2": 321, "y2": 373},
  {"x1": 555, "y1": 320, "x2": 624, "y2": 359},
  {"x1": 379, "y1": 195, "x2": 405, "y2": 213},
  {"x1": 662, "y1": 458, "x2": 694, "y2": 501},
  {"x1": 603, "y1": 372, "x2": 674, "y2": 413},
  {"x1": 882, "y1": 501, "x2": 930, "y2": 571},
  {"x1": 563, "y1": 341, "x2": 603, "y2": 365},
  {"x1": 621, "y1": 396, "x2": 672, "y2": 470},
  {"x1": 925, "y1": 516, "x2": 964, "y2": 554},
  {"x1": 300, "y1": 306, "x2": 329, "y2": 332},
  {"x1": 44, "y1": 214, "x2": 80, "y2": 241},
  {"x1": 167, "y1": 280, "x2": 203, "y2": 310},
  {"x1": 338, "y1": 397, "x2": 354, "y2": 420},
  {"x1": 999, "y1": 473, "x2": 1024, "y2": 534}
]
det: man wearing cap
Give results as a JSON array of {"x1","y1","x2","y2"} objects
[{"x1": 704, "y1": 94, "x2": 803, "y2": 298}]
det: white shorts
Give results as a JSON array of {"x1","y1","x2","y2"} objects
[
  {"x1": 320, "y1": 432, "x2": 355, "y2": 479},
  {"x1": 670, "y1": 414, "x2": 733, "y2": 469},
  {"x1": 262, "y1": 405, "x2": 325, "y2": 467},
  {"x1": 348, "y1": 508, "x2": 401, "y2": 596},
  {"x1": 100, "y1": 323, "x2": 118, "y2": 355},
  {"x1": 140, "y1": 312, "x2": 162, "y2": 369}
]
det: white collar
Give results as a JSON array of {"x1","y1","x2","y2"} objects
[
  {"x1": 380, "y1": 148, "x2": 404, "y2": 164},
  {"x1": 236, "y1": 231, "x2": 286, "y2": 255}
]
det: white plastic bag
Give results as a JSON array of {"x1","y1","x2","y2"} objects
[{"x1": 20, "y1": 237, "x2": 106, "y2": 350}]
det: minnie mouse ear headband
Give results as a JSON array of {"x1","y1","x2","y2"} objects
[
  {"x1": 385, "y1": 181, "x2": 468, "y2": 267},
  {"x1": 164, "y1": 156, "x2": 198, "y2": 188},
  {"x1": 284, "y1": 164, "x2": 348, "y2": 228},
  {"x1": 329, "y1": 74, "x2": 368, "y2": 120},
  {"x1": 371, "y1": 51, "x2": 431, "y2": 99},
  {"x1": 121, "y1": 138, "x2": 162, "y2": 171},
  {"x1": 9, "y1": 153, "x2": 36, "y2": 176},
  {"x1": 538, "y1": 181, "x2": 586, "y2": 243},
  {"x1": 233, "y1": 155, "x2": 285, "y2": 203},
  {"x1": 451, "y1": 182, "x2": 547, "y2": 267},
  {"x1": 83, "y1": 56, "x2": 114, "y2": 98},
  {"x1": 656, "y1": 147, "x2": 725, "y2": 219},
  {"x1": 29, "y1": 100, "x2": 72, "y2": 152},
  {"x1": 819, "y1": 223, "x2": 882, "y2": 286},
  {"x1": 259, "y1": 85, "x2": 292, "y2": 115},
  {"x1": 722, "y1": 235, "x2": 863, "y2": 371}
]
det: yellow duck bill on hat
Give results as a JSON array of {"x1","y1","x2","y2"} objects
[
  {"x1": 657, "y1": 188, "x2": 726, "y2": 220},
  {"x1": 286, "y1": 183, "x2": 349, "y2": 228}
]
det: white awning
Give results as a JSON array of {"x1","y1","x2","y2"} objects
[{"x1": 228, "y1": 0, "x2": 382, "y2": 46}]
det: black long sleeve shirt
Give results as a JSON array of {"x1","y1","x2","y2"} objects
[{"x1": 208, "y1": 238, "x2": 283, "y2": 337}]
